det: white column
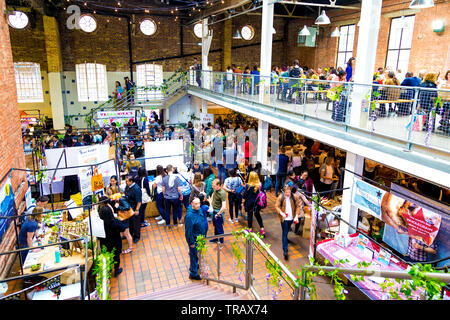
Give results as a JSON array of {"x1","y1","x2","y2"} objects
[
  {"x1": 257, "y1": 119, "x2": 269, "y2": 172},
  {"x1": 350, "y1": 0, "x2": 382, "y2": 127},
  {"x1": 259, "y1": 0, "x2": 274, "y2": 104},
  {"x1": 340, "y1": 152, "x2": 364, "y2": 235}
]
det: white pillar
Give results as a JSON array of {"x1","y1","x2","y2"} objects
[
  {"x1": 48, "y1": 73, "x2": 65, "y2": 129},
  {"x1": 340, "y1": 152, "x2": 364, "y2": 235},
  {"x1": 350, "y1": 0, "x2": 382, "y2": 127},
  {"x1": 257, "y1": 119, "x2": 268, "y2": 172},
  {"x1": 259, "y1": 0, "x2": 274, "y2": 104}
]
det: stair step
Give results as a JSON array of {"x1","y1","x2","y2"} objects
[{"x1": 129, "y1": 282, "x2": 250, "y2": 300}]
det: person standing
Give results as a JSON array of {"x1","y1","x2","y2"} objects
[
  {"x1": 154, "y1": 165, "x2": 167, "y2": 225},
  {"x1": 189, "y1": 172, "x2": 205, "y2": 204},
  {"x1": 124, "y1": 76, "x2": 135, "y2": 104},
  {"x1": 184, "y1": 197, "x2": 207, "y2": 280},
  {"x1": 18, "y1": 207, "x2": 44, "y2": 264},
  {"x1": 275, "y1": 185, "x2": 300, "y2": 260},
  {"x1": 137, "y1": 167, "x2": 151, "y2": 228},
  {"x1": 319, "y1": 157, "x2": 338, "y2": 194},
  {"x1": 345, "y1": 57, "x2": 355, "y2": 82},
  {"x1": 125, "y1": 176, "x2": 143, "y2": 244},
  {"x1": 176, "y1": 164, "x2": 193, "y2": 212},
  {"x1": 242, "y1": 172, "x2": 266, "y2": 236},
  {"x1": 209, "y1": 179, "x2": 227, "y2": 246},
  {"x1": 162, "y1": 165, "x2": 183, "y2": 228},
  {"x1": 193, "y1": 57, "x2": 202, "y2": 87},
  {"x1": 275, "y1": 146, "x2": 290, "y2": 197},
  {"x1": 222, "y1": 169, "x2": 243, "y2": 224}
]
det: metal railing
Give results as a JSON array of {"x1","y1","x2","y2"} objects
[{"x1": 188, "y1": 70, "x2": 450, "y2": 153}]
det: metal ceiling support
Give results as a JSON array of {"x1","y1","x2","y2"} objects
[{"x1": 269, "y1": 1, "x2": 360, "y2": 10}]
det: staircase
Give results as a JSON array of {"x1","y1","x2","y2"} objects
[{"x1": 128, "y1": 282, "x2": 251, "y2": 300}]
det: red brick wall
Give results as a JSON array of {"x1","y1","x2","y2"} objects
[{"x1": 0, "y1": 0, "x2": 28, "y2": 277}]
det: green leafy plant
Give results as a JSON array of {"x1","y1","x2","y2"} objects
[
  {"x1": 92, "y1": 245, "x2": 116, "y2": 300},
  {"x1": 196, "y1": 234, "x2": 210, "y2": 278}
]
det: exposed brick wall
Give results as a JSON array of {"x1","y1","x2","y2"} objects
[{"x1": 0, "y1": 0, "x2": 28, "y2": 277}]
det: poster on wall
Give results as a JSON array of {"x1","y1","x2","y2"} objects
[
  {"x1": 96, "y1": 110, "x2": 136, "y2": 128},
  {"x1": 0, "y1": 178, "x2": 15, "y2": 241},
  {"x1": 352, "y1": 179, "x2": 449, "y2": 267},
  {"x1": 383, "y1": 184, "x2": 450, "y2": 267},
  {"x1": 193, "y1": 113, "x2": 214, "y2": 131}
]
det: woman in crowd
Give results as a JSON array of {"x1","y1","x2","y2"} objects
[
  {"x1": 222, "y1": 168, "x2": 243, "y2": 224},
  {"x1": 379, "y1": 71, "x2": 401, "y2": 116},
  {"x1": 154, "y1": 165, "x2": 167, "y2": 225},
  {"x1": 98, "y1": 196, "x2": 125, "y2": 277},
  {"x1": 106, "y1": 175, "x2": 120, "y2": 196},
  {"x1": 418, "y1": 73, "x2": 439, "y2": 132},
  {"x1": 189, "y1": 172, "x2": 206, "y2": 204},
  {"x1": 177, "y1": 164, "x2": 193, "y2": 211},
  {"x1": 275, "y1": 185, "x2": 300, "y2": 260},
  {"x1": 242, "y1": 171, "x2": 265, "y2": 236},
  {"x1": 203, "y1": 166, "x2": 216, "y2": 197},
  {"x1": 345, "y1": 57, "x2": 355, "y2": 82},
  {"x1": 319, "y1": 156, "x2": 338, "y2": 194},
  {"x1": 18, "y1": 207, "x2": 44, "y2": 264},
  {"x1": 113, "y1": 194, "x2": 134, "y2": 254},
  {"x1": 114, "y1": 81, "x2": 124, "y2": 102},
  {"x1": 137, "y1": 167, "x2": 151, "y2": 228},
  {"x1": 290, "y1": 146, "x2": 303, "y2": 176}
]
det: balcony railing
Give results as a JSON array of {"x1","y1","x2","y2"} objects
[{"x1": 188, "y1": 70, "x2": 450, "y2": 153}]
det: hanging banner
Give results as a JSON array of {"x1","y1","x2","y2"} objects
[
  {"x1": 0, "y1": 178, "x2": 15, "y2": 242},
  {"x1": 96, "y1": 110, "x2": 135, "y2": 128},
  {"x1": 352, "y1": 179, "x2": 444, "y2": 247}
]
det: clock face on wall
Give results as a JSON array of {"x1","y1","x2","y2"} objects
[
  {"x1": 140, "y1": 19, "x2": 157, "y2": 36},
  {"x1": 241, "y1": 25, "x2": 254, "y2": 41},
  {"x1": 194, "y1": 23, "x2": 203, "y2": 38},
  {"x1": 79, "y1": 15, "x2": 97, "y2": 33},
  {"x1": 8, "y1": 11, "x2": 29, "y2": 29}
]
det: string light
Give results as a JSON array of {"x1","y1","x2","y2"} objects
[
  {"x1": 93, "y1": 10, "x2": 96, "y2": 14},
  {"x1": 83, "y1": 2, "x2": 87, "y2": 6},
  {"x1": 145, "y1": 9, "x2": 149, "y2": 13},
  {"x1": 115, "y1": 8, "x2": 118, "y2": 12},
  {"x1": 117, "y1": 1, "x2": 121, "y2": 6}
]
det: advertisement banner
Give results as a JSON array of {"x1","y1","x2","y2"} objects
[
  {"x1": 193, "y1": 113, "x2": 214, "y2": 130},
  {"x1": 352, "y1": 179, "x2": 449, "y2": 267},
  {"x1": 96, "y1": 110, "x2": 135, "y2": 128},
  {"x1": 383, "y1": 184, "x2": 450, "y2": 267}
]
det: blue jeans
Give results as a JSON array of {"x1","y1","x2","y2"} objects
[
  {"x1": 155, "y1": 192, "x2": 165, "y2": 217},
  {"x1": 182, "y1": 193, "x2": 191, "y2": 210},
  {"x1": 281, "y1": 220, "x2": 293, "y2": 254},
  {"x1": 164, "y1": 198, "x2": 181, "y2": 226},
  {"x1": 228, "y1": 192, "x2": 241, "y2": 220},
  {"x1": 217, "y1": 163, "x2": 226, "y2": 183},
  {"x1": 139, "y1": 203, "x2": 147, "y2": 224},
  {"x1": 210, "y1": 212, "x2": 224, "y2": 244},
  {"x1": 275, "y1": 173, "x2": 287, "y2": 197},
  {"x1": 189, "y1": 245, "x2": 200, "y2": 278}
]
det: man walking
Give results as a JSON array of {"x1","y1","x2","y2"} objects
[
  {"x1": 125, "y1": 176, "x2": 143, "y2": 244},
  {"x1": 275, "y1": 146, "x2": 290, "y2": 197},
  {"x1": 184, "y1": 197, "x2": 207, "y2": 280}
]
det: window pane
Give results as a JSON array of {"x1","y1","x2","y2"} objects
[
  {"x1": 388, "y1": 26, "x2": 401, "y2": 50},
  {"x1": 400, "y1": 16, "x2": 415, "y2": 49},
  {"x1": 385, "y1": 50, "x2": 399, "y2": 70},
  {"x1": 397, "y1": 50, "x2": 410, "y2": 72},
  {"x1": 76, "y1": 63, "x2": 107, "y2": 101},
  {"x1": 14, "y1": 62, "x2": 44, "y2": 103}
]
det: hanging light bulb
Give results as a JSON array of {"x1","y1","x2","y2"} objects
[
  {"x1": 331, "y1": 27, "x2": 340, "y2": 37},
  {"x1": 117, "y1": 1, "x2": 121, "y2": 6},
  {"x1": 315, "y1": 10, "x2": 330, "y2": 25},
  {"x1": 409, "y1": 0, "x2": 434, "y2": 9},
  {"x1": 299, "y1": 25, "x2": 310, "y2": 36},
  {"x1": 145, "y1": 9, "x2": 149, "y2": 13}
]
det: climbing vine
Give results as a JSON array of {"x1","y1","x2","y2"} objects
[
  {"x1": 92, "y1": 245, "x2": 116, "y2": 300},
  {"x1": 196, "y1": 234, "x2": 210, "y2": 278}
]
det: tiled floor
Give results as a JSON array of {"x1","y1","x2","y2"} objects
[
  {"x1": 109, "y1": 190, "x2": 368, "y2": 300},
  {"x1": 109, "y1": 190, "x2": 307, "y2": 300}
]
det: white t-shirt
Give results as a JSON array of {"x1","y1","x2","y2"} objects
[
  {"x1": 285, "y1": 196, "x2": 293, "y2": 221},
  {"x1": 154, "y1": 175, "x2": 164, "y2": 193},
  {"x1": 226, "y1": 70, "x2": 233, "y2": 81}
]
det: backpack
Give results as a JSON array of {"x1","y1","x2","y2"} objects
[
  {"x1": 289, "y1": 67, "x2": 301, "y2": 78},
  {"x1": 255, "y1": 186, "x2": 267, "y2": 209},
  {"x1": 263, "y1": 176, "x2": 272, "y2": 191}
]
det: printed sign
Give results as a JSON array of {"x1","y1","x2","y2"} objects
[
  {"x1": 0, "y1": 178, "x2": 15, "y2": 241},
  {"x1": 96, "y1": 110, "x2": 135, "y2": 128},
  {"x1": 356, "y1": 233, "x2": 369, "y2": 251},
  {"x1": 377, "y1": 248, "x2": 391, "y2": 266}
]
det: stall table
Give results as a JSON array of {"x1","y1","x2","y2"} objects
[{"x1": 316, "y1": 233, "x2": 424, "y2": 300}]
